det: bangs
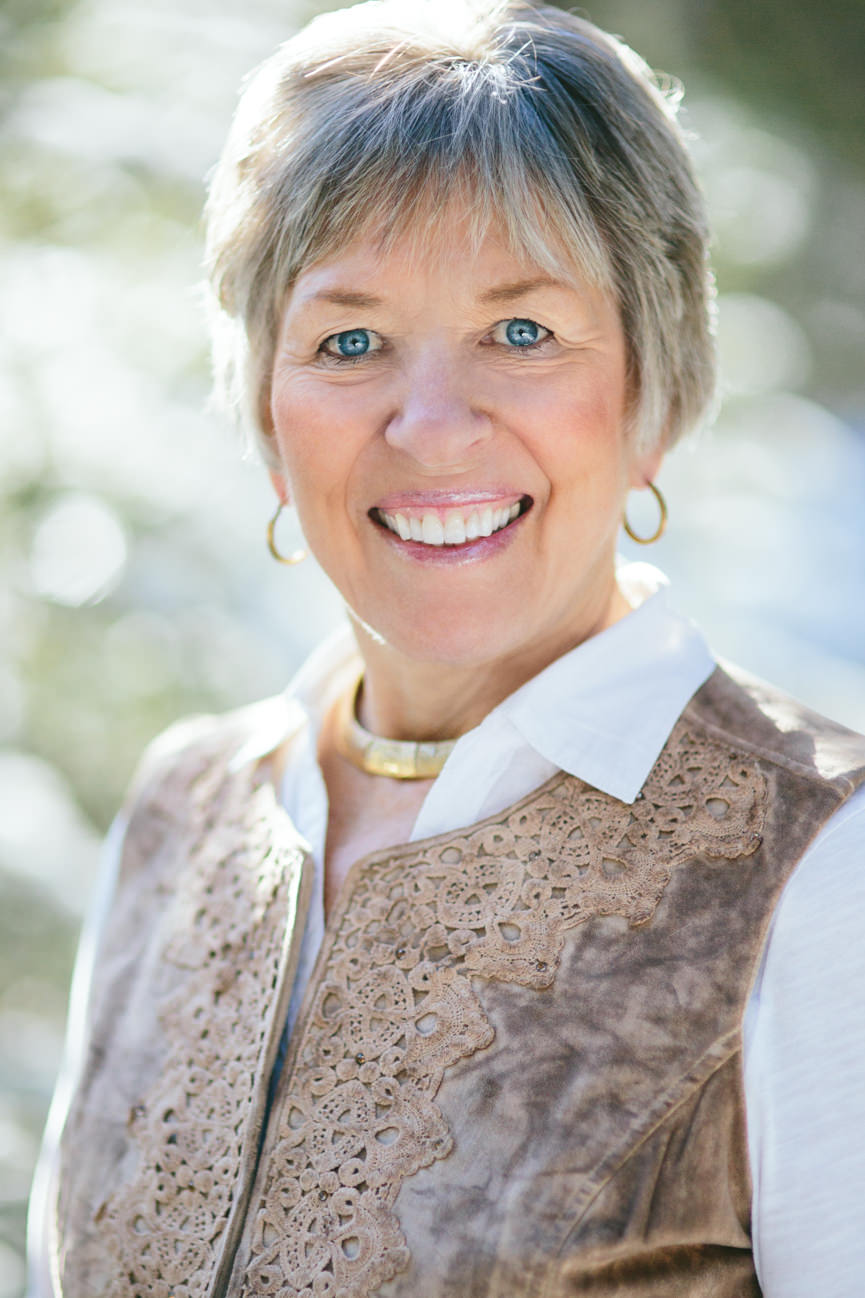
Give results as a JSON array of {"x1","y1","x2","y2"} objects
[
  {"x1": 321, "y1": 169, "x2": 610, "y2": 293},
  {"x1": 263, "y1": 57, "x2": 615, "y2": 307}
]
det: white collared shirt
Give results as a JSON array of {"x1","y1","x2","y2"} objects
[{"x1": 28, "y1": 565, "x2": 865, "y2": 1297}]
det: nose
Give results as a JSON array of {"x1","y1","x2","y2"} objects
[{"x1": 384, "y1": 357, "x2": 493, "y2": 471}]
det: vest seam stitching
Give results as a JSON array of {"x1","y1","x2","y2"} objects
[
  {"x1": 559, "y1": 1030, "x2": 742, "y2": 1238},
  {"x1": 681, "y1": 707, "x2": 859, "y2": 795}
]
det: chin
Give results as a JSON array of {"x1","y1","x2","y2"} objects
[{"x1": 358, "y1": 607, "x2": 525, "y2": 670}]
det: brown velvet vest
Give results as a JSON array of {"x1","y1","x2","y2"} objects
[{"x1": 51, "y1": 665, "x2": 865, "y2": 1298}]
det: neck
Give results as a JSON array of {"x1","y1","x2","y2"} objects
[{"x1": 347, "y1": 577, "x2": 632, "y2": 743}]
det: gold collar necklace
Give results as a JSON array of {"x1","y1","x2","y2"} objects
[{"x1": 335, "y1": 676, "x2": 457, "y2": 779}]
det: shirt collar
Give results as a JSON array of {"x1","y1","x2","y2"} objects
[
  {"x1": 492, "y1": 563, "x2": 716, "y2": 802},
  {"x1": 271, "y1": 562, "x2": 716, "y2": 804}
]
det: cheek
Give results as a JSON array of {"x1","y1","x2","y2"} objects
[
  {"x1": 521, "y1": 381, "x2": 629, "y2": 485},
  {"x1": 567, "y1": 362, "x2": 629, "y2": 432},
  {"x1": 270, "y1": 382, "x2": 341, "y2": 488},
  {"x1": 269, "y1": 380, "x2": 374, "y2": 552}
]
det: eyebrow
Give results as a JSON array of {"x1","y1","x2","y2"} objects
[
  {"x1": 301, "y1": 289, "x2": 384, "y2": 309},
  {"x1": 300, "y1": 277, "x2": 565, "y2": 312},
  {"x1": 478, "y1": 276, "x2": 564, "y2": 304}
]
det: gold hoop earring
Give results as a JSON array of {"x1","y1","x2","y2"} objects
[
  {"x1": 266, "y1": 502, "x2": 307, "y2": 566},
  {"x1": 623, "y1": 481, "x2": 668, "y2": 544}
]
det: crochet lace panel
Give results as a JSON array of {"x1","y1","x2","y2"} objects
[
  {"x1": 101, "y1": 757, "x2": 307, "y2": 1298},
  {"x1": 239, "y1": 725, "x2": 767, "y2": 1298}
]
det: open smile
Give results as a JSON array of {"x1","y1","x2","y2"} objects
[{"x1": 370, "y1": 496, "x2": 532, "y2": 547}]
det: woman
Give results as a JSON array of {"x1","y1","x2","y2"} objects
[{"x1": 28, "y1": 1, "x2": 865, "y2": 1295}]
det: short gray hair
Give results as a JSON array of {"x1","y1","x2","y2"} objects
[{"x1": 205, "y1": 0, "x2": 716, "y2": 463}]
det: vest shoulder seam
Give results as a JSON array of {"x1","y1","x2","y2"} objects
[
  {"x1": 682, "y1": 709, "x2": 859, "y2": 794},
  {"x1": 684, "y1": 666, "x2": 865, "y2": 797},
  {"x1": 562, "y1": 1028, "x2": 743, "y2": 1234}
]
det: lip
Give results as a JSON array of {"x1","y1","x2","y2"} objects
[
  {"x1": 369, "y1": 493, "x2": 532, "y2": 563},
  {"x1": 372, "y1": 489, "x2": 526, "y2": 518}
]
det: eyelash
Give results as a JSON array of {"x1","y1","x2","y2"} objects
[
  {"x1": 317, "y1": 348, "x2": 372, "y2": 368},
  {"x1": 316, "y1": 319, "x2": 554, "y2": 365}
]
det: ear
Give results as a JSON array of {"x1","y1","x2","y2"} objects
[
  {"x1": 259, "y1": 370, "x2": 286, "y2": 473},
  {"x1": 628, "y1": 442, "x2": 665, "y2": 491},
  {"x1": 268, "y1": 469, "x2": 291, "y2": 506}
]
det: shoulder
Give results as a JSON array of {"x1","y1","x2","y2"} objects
[
  {"x1": 683, "y1": 660, "x2": 865, "y2": 795},
  {"x1": 124, "y1": 695, "x2": 293, "y2": 802},
  {"x1": 81, "y1": 693, "x2": 296, "y2": 958},
  {"x1": 744, "y1": 782, "x2": 865, "y2": 1287},
  {"x1": 117, "y1": 694, "x2": 295, "y2": 855},
  {"x1": 770, "y1": 784, "x2": 865, "y2": 943}
]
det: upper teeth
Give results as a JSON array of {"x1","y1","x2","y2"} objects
[{"x1": 378, "y1": 502, "x2": 521, "y2": 546}]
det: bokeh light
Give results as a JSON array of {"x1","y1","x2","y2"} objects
[
  {"x1": 29, "y1": 493, "x2": 128, "y2": 606},
  {"x1": 716, "y1": 293, "x2": 811, "y2": 395}
]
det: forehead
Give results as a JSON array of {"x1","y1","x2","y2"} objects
[{"x1": 285, "y1": 209, "x2": 601, "y2": 317}]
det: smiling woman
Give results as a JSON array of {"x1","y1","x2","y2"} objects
[{"x1": 27, "y1": 3, "x2": 865, "y2": 1297}]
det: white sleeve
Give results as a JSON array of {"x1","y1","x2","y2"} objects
[
  {"x1": 25, "y1": 814, "x2": 128, "y2": 1298},
  {"x1": 743, "y1": 783, "x2": 865, "y2": 1297}
]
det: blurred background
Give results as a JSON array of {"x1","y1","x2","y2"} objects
[{"x1": 1, "y1": 0, "x2": 863, "y2": 1289}]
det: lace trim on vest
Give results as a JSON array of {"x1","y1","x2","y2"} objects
[
  {"x1": 240, "y1": 725, "x2": 766, "y2": 1298},
  {"x1": 102, "y1": 759, "x2": 306, "y2": 1298}
]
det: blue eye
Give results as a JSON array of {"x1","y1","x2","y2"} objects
[
  {"x1": 320, "y1": 328, "x2": 384, "y2": 362},
  {"x1": 490, "y1": 318, "x2": 551, "y2": 348},
  {"x1": 334, "y1": 329, "x2": 371, "y2": 356},
  {"x1": 507, "y1": 319, "x2": 540, "y2": 345}
]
